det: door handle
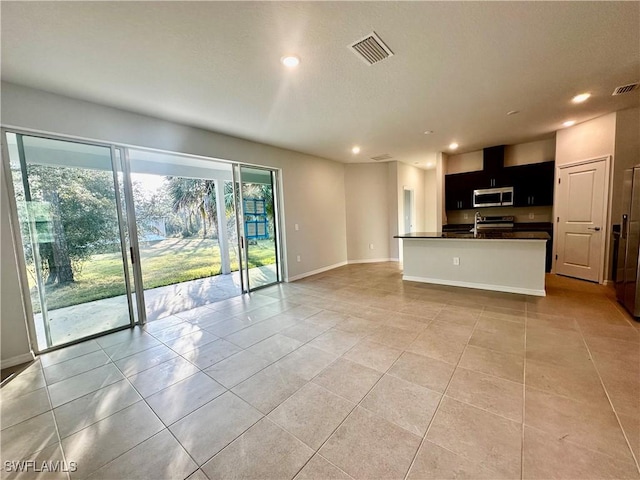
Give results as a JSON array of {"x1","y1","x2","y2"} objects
[
  {"x1": 588, "y1": 227, "x2": 601, "y2": 231},
  {"x1": 621, "y1": 214, "x2": 628, "y2": 239}
]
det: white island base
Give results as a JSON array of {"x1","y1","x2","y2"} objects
[{"x1": 400, "y1": 237, "x2": 547, "y2": 296}]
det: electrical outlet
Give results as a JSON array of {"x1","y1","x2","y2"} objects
[
  {"x1": 529, "y1": 213, "x2": 535, "y2": 220},
  {"x1": 295, "y1": 223, "x2": 299, "y2": 231},
  {"x1": 296, "y1": 255, "x2": 301, "y2": 262},
  {"x1": 453, "y1": 257, "x2": 460, "y2": 266},
  {"x1": 369, "y1": 243, "x2": 374, "y2": 250},
  {"x1": 463, "y1": 213, "x2": 468, "y2": 220}
]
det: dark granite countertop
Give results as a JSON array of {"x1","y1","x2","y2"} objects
[
  {"x1": 443, "y1": 222, "x2": 553, "y2": 232},
  {"x1": 394, "y1": 231, "x2": 550, "y2": 240}
]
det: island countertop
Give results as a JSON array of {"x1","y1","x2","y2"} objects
[{"x1": 394, "y1": 231, "x2": 550, "y2": 240}]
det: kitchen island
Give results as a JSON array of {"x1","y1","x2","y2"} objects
[{"x1": 395, "y1": 231, "x2": 550, "y2": 296}]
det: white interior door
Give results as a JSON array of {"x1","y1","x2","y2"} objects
[{"x1": 555, "y1": 159, "x2": 607, "y2": 282}]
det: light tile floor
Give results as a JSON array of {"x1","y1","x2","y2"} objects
[{"x1": 1, "y1": 262, "x2": 639, "y2": 479}]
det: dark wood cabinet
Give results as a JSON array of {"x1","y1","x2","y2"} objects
[
  {"x1": 509, "y1": 161, "x2": 555, "y2": 207},
  {"x1": 445, "y1": 160, "x2": 555, "y2": 210},
  {"x1": 445, "y1": 172, "x2": 477, "y2": 210}
]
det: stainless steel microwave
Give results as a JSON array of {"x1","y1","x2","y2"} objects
[{"x1": 473, "y1": 187, "x2": 514, "y2": 207}]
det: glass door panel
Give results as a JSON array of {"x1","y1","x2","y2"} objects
[
  {"x1": 6, "y1": 133, "x2": 134, "y2": 351},
  {"x1": 127, "y1": 149, "x2": 241, "y2": 320},
  {"x1": 239, "y1": 166, "x2": 281, "y2": 291}
]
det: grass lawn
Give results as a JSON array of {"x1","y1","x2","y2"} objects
[{"x1": 31, "y1": 238, "x2": 276, "y2": 311}]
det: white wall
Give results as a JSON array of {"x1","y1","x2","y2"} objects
[
  {"x1": 424, "y1": 168, "x2": 437, "y2": 231},
  {"x1": 555, "y1": 112, "x2": 617, "y2": 281},
  {"x1": 344, "y1": 163, "x2": 391, "y2": 262},
  {"x1": 1, "y1": 165, "x2": 33, "y2": 367},
  {"x1": 387, "y1": 162, "x2": 400, "y2": 261},
  {"x1": 397, "y1": 162, "x2": 426, "y2": 232},
  {"x1": 446, "y1": 151, "x2": 483, "y2": 174},
  {"x1": 446, "y1": 138, "x2": 556, "y2": 174},
  {"x1": 555, "y1": 113, "x2": 616, "y2": 166},
  {"x1": 504, "y1": 138, "x2": 556, "y2": 166}
]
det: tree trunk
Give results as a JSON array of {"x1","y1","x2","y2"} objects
[{"x1": 43, "y1": 190, "x2": 74, "y2": 285}]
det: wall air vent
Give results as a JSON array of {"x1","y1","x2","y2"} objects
[
  {"x1": 612, "y1": 83, "x2": 639, "y2": 95},
  {"x1": 350, "y1": 32, "x2": 394, "y2": 66},
  {"x1": 370, "y1": 154, "x2": 393, "y2": 161}
]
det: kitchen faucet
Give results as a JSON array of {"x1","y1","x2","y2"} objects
[{"x1": 472, "y1": 211, "x2": 482, "y2": 237}]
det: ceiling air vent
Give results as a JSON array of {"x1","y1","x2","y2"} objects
[
  {"x1": 371, "y1": 154, "x2": 393, "y2": 161},
  {"x1": 612, "y1": 82, "x2": 639, "y2": 95},
  {"x1": 350, "y1": 32, "x2": 394, "y2": 66}
]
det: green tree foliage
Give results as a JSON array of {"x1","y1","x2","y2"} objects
[
  {"x1": 167, "y1": 177, "x2": 220, "y2": 238},
  {"x1": 22, "y1": 164, "x2": 121, "y2": 286}
]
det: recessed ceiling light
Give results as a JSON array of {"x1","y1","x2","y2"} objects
[
  {"x1": 423, "y1": 130, "x2": 434, "y2": 135},
  {"x1": 562, "y1": 120, "x2": 576, "y2": 128},
  {"x1": 571, "y1": 93, "x2": 591, "y2": 103},
  {"x1": 449, "y1": 142, "x2": 459, "y2": 150},
  {"x1": 506, "y1": 110, "x2": 520, "y2": 116},
  {"x1": 427, "y1": 162, "x2": 433, "y2": 167},
  {"x1": 280, "y1": 55, "x2": 300, "y2": 68},
  {"x1": 351, "y1": 146, "x2": 361, "y2": 154}
]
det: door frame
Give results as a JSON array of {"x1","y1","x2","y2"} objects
[
  {"x1": 2, "y1": 126, "x2": 286, "y2": 353},
  {"x1": 403, "y1": 186, "x2": 415, "y2": 233},
  {"x1": 235, "y1": 164, "x2": 283, "y2": 293},
  {"x1": 1, "y1": 128, "x2": 142, "y2": 354},
  {"x1": 553, "y1": 155, "x2": 611, "y2": 284}
]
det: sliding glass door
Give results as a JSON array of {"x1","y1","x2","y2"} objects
[
  {"x1": 236, "y1": 166, "x2": 281, "y2": 291},
  {"x1": 4, "y1": 130, "x2": 285, "y2": 352},
  {"x1": 126, "y1": 149, "x2": 241, "y2": 320},
  {"x1": 5, "y1": 133, "x2": 136, "y2": 351}
]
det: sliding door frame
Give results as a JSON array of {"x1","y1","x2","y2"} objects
[
  {"x1": 2, "y1": 126, "x2": 286, "y2": 353},
  {"x1": 236, "y1": 164, "x2": 283, "y2": 293},
  {"x1": 119, "y1": 147, "x2": 147, "y2": 325},
  {"x1": 1, "y1": 128, "x2": 141, "y2": 354}
]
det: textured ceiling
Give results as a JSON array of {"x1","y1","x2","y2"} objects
[{"x1": 1, "y1": 1, "x2": 639, "y2": 168}]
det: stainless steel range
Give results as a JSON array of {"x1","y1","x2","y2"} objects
[{"x1": 475, "y1": 214, "x2": 515, "y2": 231}]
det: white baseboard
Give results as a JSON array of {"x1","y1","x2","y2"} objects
[
  {"x1": 403, "y1": 275, "x2": 546, "y2": 297},
  {"x1": 286, "y1": 261, "x2": 348, "y2": 282},
  {"x1": 1, "y1": 352, "x2": 35, "y2": 370},
  {"x1": 348, "y1": 258, "x2": 394, "y2": 264}
]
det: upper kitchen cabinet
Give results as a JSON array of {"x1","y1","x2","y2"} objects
[
  {"x1": 445, "y1": 171, "x2": 477, "y2": 210},
  {"x1": 475, "y1": 146, "x2": 510, "y2": 188},
  {"x1": 509, "y1": 161, "x2": 555, "y2": 207}
]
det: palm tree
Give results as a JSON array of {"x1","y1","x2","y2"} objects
[{"x1": 168, "y1": 178, "x2": 218, "y2": 238}]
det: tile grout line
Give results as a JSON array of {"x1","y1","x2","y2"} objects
[
  {"x1": 521, "y1": 301, "x2": 529, "y2": 480},
  {"x1": 40, "y1": 366, "x2": 72, "y2": 480},
  {"x1": 573, "y1": 321, "x2": 640, "y2": 474},
  {"x1": 286, "y1": 323, "x2": 426, "y2": 480},
  {"x1": 100, "y1": 345, "x2": 202, "y2": 479},
  {"x1": 273, "y1": 299, "x2": 449, "y2": 478},
  {"x1": 402, "y1": 304, "x2": 485, "y2": 480},
  {"x1": 179, "y1": 304, "x2": 363, "y2": 475}
]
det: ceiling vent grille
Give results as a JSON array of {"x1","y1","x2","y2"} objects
[
  {"x1": 371, "y1": 154, "x2": 393, "y2": 161},
  {"x1": 350, "y1": 32, "x2": 394, "y2": 65},
  {"x1": 612, "y1": 83, "x2": 639, "y2": 95}
]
